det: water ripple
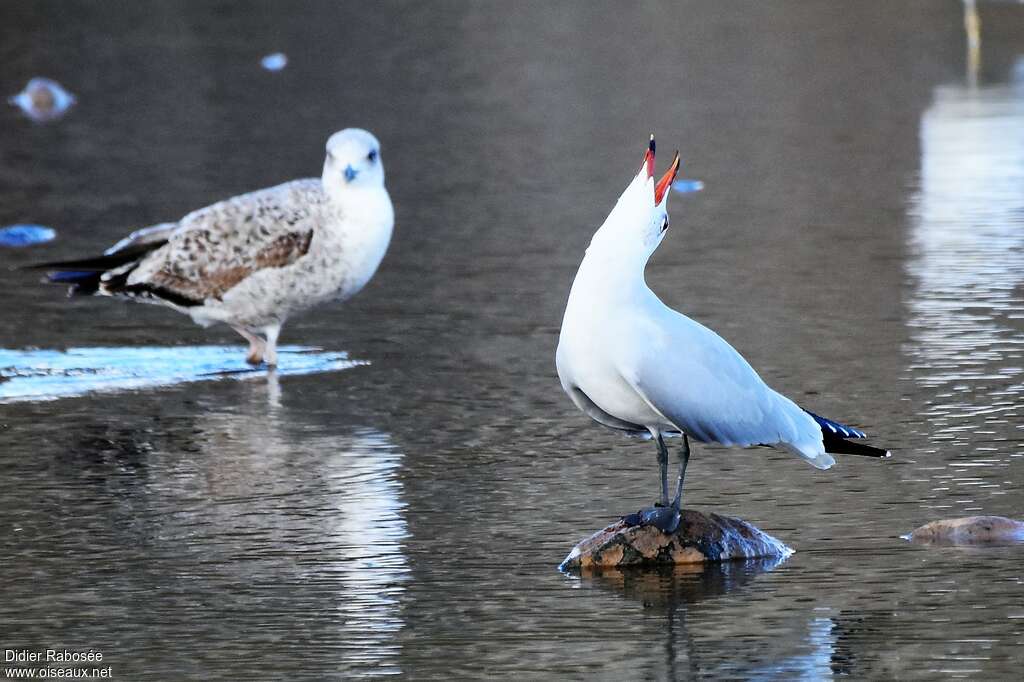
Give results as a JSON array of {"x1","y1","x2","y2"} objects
[{"x1": 905, "y1": 70, "x2": 1024, "y2": 512}]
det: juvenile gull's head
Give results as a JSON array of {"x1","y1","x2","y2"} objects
[{"x1": 323, "y1": 128, "x2": 385, "y2": 191}]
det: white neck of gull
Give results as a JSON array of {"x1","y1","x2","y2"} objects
[{"x1": 571, "y1": 175, "x2": 660, "y2": 303}]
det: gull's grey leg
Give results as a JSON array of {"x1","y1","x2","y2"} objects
[
  {"x1": 263, "y1": 323, "x2": 281, "y2": 367},
  {"x1": 623, "y1": 431, "x2": 681, "y2": 534},
  {"x1": 671, "y1": 434, "x2": 690, "y2": 510},
  {"x1": 656, "y1": 432, "x2": 670, "y2": 507},
  {"x1": 232, "y1": 325, "x2": 266, "y2": 366}
]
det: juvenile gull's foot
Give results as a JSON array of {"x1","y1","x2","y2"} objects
[{"x1": 622, "y1": 504, "x2": 681, "y2": 534}]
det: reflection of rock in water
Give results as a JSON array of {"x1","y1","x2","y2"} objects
[
  {"x1": 580, "y1": 557, "x2": 787, "y2": 607},
  {"x1": 579, "y1": 558, "x2": 787, "y2": 677}
]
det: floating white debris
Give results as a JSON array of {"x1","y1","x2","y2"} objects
[
  {"x1": 8, "y1": 77, "x2": 75, "y2": 122},
  {"x1": 261, "y1": 53, "x2": 288, "y2": 71},
  {"x1": 0, "y1": 224, "x2": 56, "y2": 247},
  {"x1": 672, "y1": 179, "x2": 705, "y2": 194}
]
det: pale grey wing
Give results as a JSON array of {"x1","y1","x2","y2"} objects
[
  {"x1": 617, "y1": 310, "x2": 828, "y2": 464},
  {"x1": 121, "y1": 180, "x2": 324, "y2": 304},
  {"x1": 104, "y1": 222, "x2": 180, "y2": 255}
]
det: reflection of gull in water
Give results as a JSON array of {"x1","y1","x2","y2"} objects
[
  {"x1": 324, "y1": 429, "x2": 409, "y2": 667},
  {"x1": 190, "y1": 397, "x2": 410, "y2": 676},
  {"x1": 0, "y1": 345, "x2": 362, "y2": 403}
]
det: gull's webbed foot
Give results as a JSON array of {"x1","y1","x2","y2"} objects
[
  {"x1": 622, "y1": 503, "x2": 681, "y2": 534},
  {"x1": 245, "y1": 346, "x2": 265, "y2": 366}
]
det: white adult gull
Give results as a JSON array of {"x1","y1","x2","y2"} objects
[
  {"x1": 555, "y1": 135, "x2": 889, "y2": 533},
  {"x1": 34, "y1": 128, "x2": 393, "y2": 366}
]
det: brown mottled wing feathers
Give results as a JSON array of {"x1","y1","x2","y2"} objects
[
  {"x1": 130, "y1": 181, "x2": 323, "y2": 303},
  {"x1": 146, "y1": 230, "x2": 313, "y2": 301}
]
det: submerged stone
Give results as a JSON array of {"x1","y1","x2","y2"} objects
[
  {"x1": 905, "y1": 516, "x2": 1024, "y2": 546},
  {"x1": 9, "y1": 77, "x2": 75, "y2": 122},
  {"x1": 560, "y1": 509, "x2": 793, "y2": 571}
]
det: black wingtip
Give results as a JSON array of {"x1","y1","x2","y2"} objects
[
  {"x1": 802, "y1": 408, "x2": 888, "y2": 458},
  {"x1": 804, "y1": 409, "x2": 867, "y2": 439},
  {"x1": 649, "y1": 134, "x2": 656, "y2": 155},
  {"x1": 824, "y1": 434, "x2": 891, "y2": 458}
]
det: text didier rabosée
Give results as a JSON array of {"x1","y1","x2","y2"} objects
[{"x1": 5, "y1": 650, "x2": 103, "y2": 663}]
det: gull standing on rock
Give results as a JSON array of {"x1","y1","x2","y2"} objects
[
  {"x1": 556, "y1": 135, "x2": 889, "y2": 534},
  {"x1": 34, "y1": 128, "x2": 394, "y2": 366}
]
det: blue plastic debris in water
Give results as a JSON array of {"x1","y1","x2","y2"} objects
[
  {"x1": 672, "y1": 179, "x2": 705, "y2": 194},
  {"x1": 8, "y1": 78, "x2": 75, "y2": 123},
  {"x1": 261, "y1": 53, "x2": 288, "y2": 71},
  {"x1": 0, "y1": 224, "x2": 56, "y2": 247}
]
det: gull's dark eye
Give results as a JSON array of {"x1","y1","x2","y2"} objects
[{"x1": 367, "y1": 149, "x2": 378, "y2": 163}]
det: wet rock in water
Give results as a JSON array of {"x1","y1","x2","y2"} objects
[
  {"x1": 261, "y1": 53, "x2": 288, "y2": 71},
  {"x1": 906, "y1": 516, "x2": 1024, "y2": 546},
  {"x1": 0, "y1": 224, "x2": 56, "y2": 247},
  {"x1": 560, "y1": 509, "x2": 792, "y2": 571},
  {"x1": 8, "y1": 77, "x2": 75, "y2": 122}
]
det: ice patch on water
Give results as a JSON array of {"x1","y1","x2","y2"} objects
[{"x1": 0, "y1": 345, "x2": 363, "y2": 403}]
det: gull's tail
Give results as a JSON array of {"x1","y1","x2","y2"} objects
[
  {"x1": 805, "y1": 410, "x2": 891, "y2": 458},
  {"x1": 26, "y1": 240, "x2": 168, "y2": 296}
]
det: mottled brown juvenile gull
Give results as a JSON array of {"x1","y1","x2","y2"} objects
[{"x1": 34, "y1": 128, "x2": 394, "y2": 366}]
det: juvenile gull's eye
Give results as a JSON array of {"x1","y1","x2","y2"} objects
[{"x1": 367, "y1": 149, "x2": 378, "y2": 163}]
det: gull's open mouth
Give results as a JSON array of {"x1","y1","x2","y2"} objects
[{"x1": 654, "y1": 151, "x2": 680, "y2": 205}]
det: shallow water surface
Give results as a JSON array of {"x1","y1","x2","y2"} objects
[{"x1": 1, "y1": 1, "x2": 1023, "y2": 679}]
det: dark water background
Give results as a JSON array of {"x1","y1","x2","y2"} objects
[{"x1": 2, "y1": 1, "x2": 1024, "y2": 678}]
